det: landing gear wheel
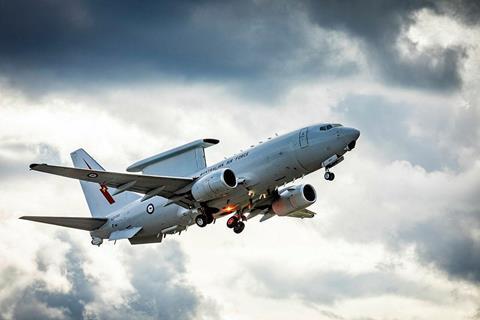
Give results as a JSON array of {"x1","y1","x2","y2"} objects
[
  {"x1": 324, "y1": 171, "x2": 335, "y2": 181},
  {"x1": 206, "y1": 213, "x2": 214, "y2": 224},
  {"x1": 227, "y1": 216, "x2": 238, "y2": 228},
  {"x1": 195, "y1": 214, "x2": 208, "y2": 227},
  {"x1": 233, "y1": 221, "x2": 245, "y2": 234},
  {"x1": 324, "y1": 171, "x2": 330, "y2": 180}
]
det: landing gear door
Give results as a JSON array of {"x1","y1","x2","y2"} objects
[{"x1": 299, "y1": 127, "x2": 309, "y2": 148}]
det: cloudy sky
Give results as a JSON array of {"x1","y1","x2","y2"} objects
[{"x1": 0, "y1": 0, "x2": 479, "y2": 319}]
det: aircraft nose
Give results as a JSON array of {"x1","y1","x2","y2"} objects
[
  {"x1": 340, "y1": 127, "x2": 360, "y2": 140},
  {"x1": 350, "y1": 128, "x2": 360, "y2": 140},
  {"x1": 341, "y1": 127, "x2": 360, "y2": 151}
]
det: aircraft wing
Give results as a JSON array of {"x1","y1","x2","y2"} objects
[
  {"x1": 287, "y1": 208, "x2": 316, "y2": 218},
  {"x1": 20, "y1": 216, "x2": 108, "y2": 231},
  {"x1": 29, "y1": 163, "x2": 195, "y2": 208}
]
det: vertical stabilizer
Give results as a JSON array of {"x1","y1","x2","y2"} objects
[{"x1": 70, "y1": 149, "x2": 140, "y2": 217}]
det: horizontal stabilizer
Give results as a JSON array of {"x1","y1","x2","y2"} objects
[
  {"x1": 109, "y1": 226, "x2": 142, "y2": 241},
  {"x1": 20, "y1": 216, "x2": 107, "y2": 231}
]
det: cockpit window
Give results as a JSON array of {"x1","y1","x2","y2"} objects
[{"x1": 320, "y1": 123, "x2": 341, "y2": 131}]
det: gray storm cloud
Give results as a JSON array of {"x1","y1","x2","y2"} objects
[
  {"x1": 0, "y1": 0, "x2": 477, "y2": 96},
  {"x1": 304, "y1": 0, "x2": 473, "y2": 90},
  {"x1": 399, "y1": 210, "x2": 480, "y2": 284},
  {"x1": 0, "y1": 232, "x2": 214, "y2": 320}
]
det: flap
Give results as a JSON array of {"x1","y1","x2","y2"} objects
[
  {"x1": 287, "y1": 208, "x2": 316, "y2": 218},
  {"x1": 109, "y1": 226, "x2": 142, "y2": 241},
  {"x1": 129, "y1": 234, "x2": 163, "y2": 245}
]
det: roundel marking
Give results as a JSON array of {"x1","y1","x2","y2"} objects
[
  {"x1": 87, "y1": 172, "x2": 98, "y2": 178},
  {"x1": 146, "y1": 203, "x2": 155, "y2": 214}
]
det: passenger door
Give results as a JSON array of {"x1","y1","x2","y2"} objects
[{"x1": 299, "y1": 127, "x2": 309, "y2": 148}]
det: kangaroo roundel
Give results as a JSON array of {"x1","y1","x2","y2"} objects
[{"x1": 146, "y1": 203, "x2": 154, "y2": 214}]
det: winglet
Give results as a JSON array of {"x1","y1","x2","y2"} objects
[{"x1": 29, "y1": 163, "x2": 40, "y2": 170}]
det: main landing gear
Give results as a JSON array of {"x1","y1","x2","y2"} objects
[
  {"x1": 226, "y1": 215, "x2": 245, "y2": 234},
  {"x1": 324, "y1": 170, "x2": 335, "y2": 181},
  {"x1": 195, "y1": 209, "x2": 246, "y2": 234},
  {"x1": 195, "y1": 212, "x2": 214, "y2": 228}
]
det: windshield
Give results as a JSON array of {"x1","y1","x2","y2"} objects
[{"x1": 320, "y1": 123, "x2": 342, "y2": 131}]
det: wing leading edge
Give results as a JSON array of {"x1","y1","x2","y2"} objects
[{"x1": 29, "y1": 163, "x2": 195, "y2": 208}]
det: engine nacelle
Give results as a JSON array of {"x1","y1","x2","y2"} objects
[
  {"x1": 271, "y1": 184, "x2": 316, "y2": 216},
  {"x1": 91, "y1": 237, "x2": 103, "y2": 246},
  {"x1": 191, "y1": 168, "x2": 237, "y2": 202}
]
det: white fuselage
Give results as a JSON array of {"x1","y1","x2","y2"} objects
[{"x1": 90, "y1": 124, "x2": 360, "y2": 241}]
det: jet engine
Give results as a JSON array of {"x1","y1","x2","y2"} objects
[
  {"x1": 271, "y1": 184, "x2": 316, "y2": 216},
  {"x1": 191, "y1": 168, "x2": 237, "y2": 202}
]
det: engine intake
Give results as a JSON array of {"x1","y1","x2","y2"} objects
[
  {"x1": 191, "y1": 168, "x2": 237, "y2": 202},
  {"x1": 271, "y1": 184, "x2": 316, "y2": 216}
]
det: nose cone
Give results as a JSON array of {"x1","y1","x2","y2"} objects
[
  {"x1": 340, "y1": 127, "x2": 360, "y2": 140},
  {"x1": 342, "y1": 127, "x2": 360, "y2": 151},
  {"x1": 350, "y1": 128, "x2": 360, "y2": 140}
]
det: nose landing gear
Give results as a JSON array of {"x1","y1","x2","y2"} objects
[
  {"x1": 324, "y1": 170, "x2": 335, "y2": 181},
  {"x1": 322, "y1": 155, "x2": 341, "y2": 181}
]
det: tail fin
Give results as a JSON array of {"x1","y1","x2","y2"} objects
[{"x1": 70, "y1": 149, "x2": 140, "y2": 217}]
